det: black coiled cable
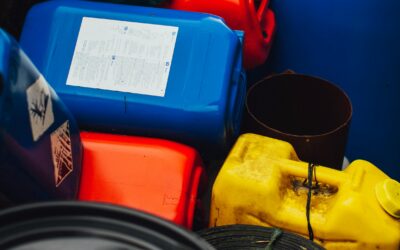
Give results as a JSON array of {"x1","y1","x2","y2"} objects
[{"x1": 198, "y1": 224, "x2": 325, "y2": 250}]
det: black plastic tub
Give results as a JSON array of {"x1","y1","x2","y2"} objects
[{"x1": 0, "y1": 201, "x2": 214, "y2": 250}]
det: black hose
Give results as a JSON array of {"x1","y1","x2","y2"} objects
[
  {"x1": 198, "y1": 224, "x2": 325, "y2": 250},
  {"x1": 306, "y1": 162, "x2": 315, "y2": 241}
]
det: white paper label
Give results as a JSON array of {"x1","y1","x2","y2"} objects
[
  {"x1": 66, "y1": 17, "x2": 179, "y2": 97},
  {"x1": 27, "y1": 75, "x2": 54, "y2": 141},
  {"x1": 50, "y1": 120, "x2": 73, "y2": 187}
]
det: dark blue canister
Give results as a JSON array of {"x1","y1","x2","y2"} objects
[{"x1": 0, "y1": 29, "x2": 82, "y2": 203}]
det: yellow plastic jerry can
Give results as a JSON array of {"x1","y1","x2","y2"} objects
[{"x1": 210, "y1": 133, "x2": 400, "y2": 249}]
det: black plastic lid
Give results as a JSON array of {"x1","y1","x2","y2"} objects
[{"x1": 0, "y1": 201, "x2": 214, "y2": 250}]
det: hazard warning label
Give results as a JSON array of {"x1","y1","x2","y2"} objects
[
  {"x1": 26, "y1": 75, "x2": 54, "y2": 141},
  {"x1": 50, "y1": 121, "x2": 73, "y2": 187}
]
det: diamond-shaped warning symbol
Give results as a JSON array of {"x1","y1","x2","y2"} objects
[
  {"x1": 50, "y1": 121, "x2": 73, "y2": 187},
  {"x1": 26, "y1": 75, "x2": 54, "y2": 141}
]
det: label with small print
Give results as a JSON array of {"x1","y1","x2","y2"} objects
[{"x1": 66, "y1": 17, "x2": 179, "y2": 97}]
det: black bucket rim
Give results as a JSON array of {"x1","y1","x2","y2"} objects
[
  {"x1": 0, "y1": 201, "x2": 214, "y2": 250},
  {"x1": 246, "y1": 72, "x2": 353, "y2": 139}
]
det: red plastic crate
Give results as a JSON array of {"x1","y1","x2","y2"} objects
[{"x1": 78, "y1": 132, "x2": 205, "y2": 229}]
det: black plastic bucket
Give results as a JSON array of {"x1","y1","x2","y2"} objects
[
  {"x1": 198, "y1": 224, "x2": 325, "y2": 249},
  {"x1": 0, "y1": 201, "x2": 214, "y2": 250},
  {"x1": 242, "y1": 73, "x2": 352, "y2": 169}
]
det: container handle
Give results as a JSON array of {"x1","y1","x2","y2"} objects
[
  {"x1": 256, "y1": 0, "x2": 270, "y2": 22},
  {"x1": 255, "y1": 0, "x2": 275, "y2": 44}
]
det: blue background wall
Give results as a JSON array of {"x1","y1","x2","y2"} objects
[{"x1": 259, "y1": 0, "x2": 400, "y2": 180}]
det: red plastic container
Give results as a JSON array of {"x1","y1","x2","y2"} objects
[
  {"x1": 165, "y1": 0, "x2": 276, "y2": 69},
  {"x1": 78, "y1": 132, "x2": 205, "y2": 229}
]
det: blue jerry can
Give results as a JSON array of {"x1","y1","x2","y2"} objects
[
  {"x1": 0, "y1": 29, "x2": 82, "y2": 202},
  {"x1": 20, "y1": 0, "x2": 246, "y2": 152}
]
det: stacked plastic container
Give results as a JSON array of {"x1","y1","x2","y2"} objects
[
  {"x1": 16, "y1": 0, "x2": 248, "y2": 229},
  {"x1": 20, "y1": 0, "x2": 246, "y2": 153},
  {"x1": 3, "y1": 0, "x2": 398, "y2": 249}
]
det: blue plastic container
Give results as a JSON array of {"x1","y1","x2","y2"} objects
[
  {"x1": 0, "y1": 29, "x2": 82, "y2": 202},
  {"x1": 20, "y1": 0, "x2": 246, "y2": 152}
]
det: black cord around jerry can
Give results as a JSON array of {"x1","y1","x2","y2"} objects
[
  {"x1": 305, "y1": 162, "x2": 319, "y2": 241},
  {"x1": 198, "y1": 224, "x2": 325, "y2": 250}
]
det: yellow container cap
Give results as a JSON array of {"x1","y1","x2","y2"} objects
[{"x1": 375, "y1": 178, "x2": 400, "y2": 218}]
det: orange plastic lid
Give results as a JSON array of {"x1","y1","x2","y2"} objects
[{"x1": 78, "y1": 132, "x2": 205, "y2": 229}]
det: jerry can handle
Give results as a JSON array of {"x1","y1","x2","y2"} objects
[
  {"x1": 256, "y1": 0, "x2": 270, "y2": 22},
  {"x1": 255, "y1": 0, "x2": 275, "y2": 44},
  {"x1": 226, "y1": 31, "x2": 246, "y2": 140},
  {"x1": 282, "y1": 159, "x2": 346, "y2": 187}
]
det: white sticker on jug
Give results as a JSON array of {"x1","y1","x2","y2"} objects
[
  {"x1": 26, "y1": 75, "x2": 54, "y2": 141},
  {"x1": 50, "y1": 120, "x2": 73, "y2": 187},
  {"x1": 66, "y1": 17, "x2": 179, "y2": 97}
]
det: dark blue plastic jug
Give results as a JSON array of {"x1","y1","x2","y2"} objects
[
  {"x1": 0, "y1": 29, "x2": 82, "y2": 202},
  {"x1": 20, "y1": 0, "x2": 246, "y2": 153}
]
